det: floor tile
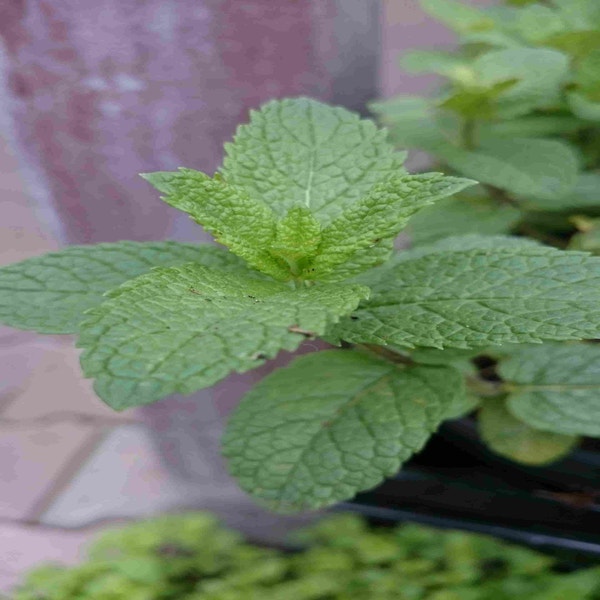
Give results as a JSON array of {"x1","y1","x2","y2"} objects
[
  {"x1": 1, "y1": 340, "x2": 133, "y2": 422},
  {"x1": 0, "y1": 522, "x2": 96, "y2": 594},
  {"x1": 0, "y1": 422, "x2": 100, "y2": 520}
]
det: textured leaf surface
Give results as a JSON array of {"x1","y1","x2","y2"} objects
[
  {"x1": 142, "y1": 170, "x2": 288, "y2": 280},
  {"x1": 0, "y1": 242, "x2": 243, "y2": 334},
  {"x1": 270, "y1": 207, "x2": 321, "y2": 270},
  {"x1": 479, "y1": 398, "x2": 578, "y2": 465},
  {"x1": 500, "y1": 343, "x2": 600, "y2": 436},
  {"x1": 78, "y1": 265, "x2": 368, "y2": 410},
  {"x1": 420, "y1": 0, "x2": 494, "y2": 33},
  {"x1": 223, "y1": 350, "x2": 462, "y2": 512},
  {"x1": 221, "y1": 98, "x2": 407, "y2": 226},
  {"x1": 524, "y1": 173, "x2": 600, "y2": 212},
  {"x1": 408, "y1": 195, "x2": 521, "y2": 246},
  {"x1": 568, "y1": 92, "x2": 600, "y2": 122},
  {"x1": 307, "y1": 173, "x2": 475, "y2": 281},
  {"x1": 330, "y1": 244, "x2": 600, "y2": 349},
  {"x1": 438, "y1": 138, "x2": 579, "y2": 201},
  {"x1": 473, "y1": 48, "x2": 569, "y2": 117}
]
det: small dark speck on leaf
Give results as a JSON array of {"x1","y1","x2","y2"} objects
[
  {"x1": 189, "y1": 287, "x2": 202, "y2": 295},
  {"x1": 350, "y1": 315, "x2": 359, "y2": 321}
]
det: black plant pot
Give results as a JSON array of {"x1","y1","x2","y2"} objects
[{"x1": 346, "y1": 419, "x2": 600, "y2": 566}]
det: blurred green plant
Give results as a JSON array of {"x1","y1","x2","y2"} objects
[
  {"x1": 9, "y1": 513, "x2": 600, "y2": 600},
  {"x1": 371, "y1": 0, "x2": 600, "y2": 467}
]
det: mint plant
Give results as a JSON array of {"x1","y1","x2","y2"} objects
[
  {"x1": 3, "y1": 97, "x2": 600, "y2": 513},
  {"x1": 370, "y1": 0, "x2": 600, "y2": 469}
]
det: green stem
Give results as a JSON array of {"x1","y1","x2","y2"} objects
[
  {"x1": 356, "y1": 343, "x2": 416, "y2": 366},
  {"x1": 466, "y1": 375, "x2": 507, "y2": 398},
  {"x1": 461, "y1": 118, "x2": 478, "y2": 150}
]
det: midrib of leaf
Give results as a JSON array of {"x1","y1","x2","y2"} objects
[
  {"x1": 274, "y1": 369, "x2": 393, "y2": 505},
  {"x1": 508, "y1": 383, "x2": 600, "y2": 392},
  {"x1": 304, "y1": 101, "x2": 316, "y2": 208}
]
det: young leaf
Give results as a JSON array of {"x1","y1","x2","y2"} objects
[
  {"x1": 500, "y1": 343, "x2": 600, "y2": 437},
  {"x1": 329, "y1": 243, "x2": 600, "y2": 349},
  {"x1": 223, "y1": 350, "x2": 464, "y2": 512},
  {"x1": 479, "y1": 398, "x2": 578, "y2": 465},
  {"x1": 420, "y1": 0, "x2": 495, "y2": 34},
  {"x1": 141, "y1": 170, "x2": 289, "y2": 280},
  {"x1": 0, "y1": 242, "x2": 243, "y2": 334},
  {"x1": 78, "y1": 265, "x2": 368, "y2": 410},
  {"x1": 270, "y1": 207, "x2": 321, "y2": 273},
  {"x1": 407, "y1": 194, "x2": 521, "y2": 246},
  {"x1": 549, "y1": 0, "x2": 600, "y2": 29},
  {"x1": 473, "y1": 48, "x2": 569, "y2": 117},
  {"x1": 437, "y1": 138, "x2": 579, "y2": 201},
  {"x1": 306, "y1": 173, "x2": 476, "y2": 281},
  {"x1": 511, "y1": 4, "x2": 566, "y2": 43},
  {"x1": 523, "y1": 173, "x2": 600, "y2": 212},
  {"x1": 401, "y1": 50, "x2": 468, "y2": 77},
  {"x1": 568, "y1": 92, "x2": 600, "y2": 123},
  {"x1": 221, "y1": 97, "x2": 407, "y2": 226}
]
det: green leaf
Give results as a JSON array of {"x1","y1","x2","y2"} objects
[
  {"x1": 468, "y1": 49, "x2": 569, "y2": 118},
  {"x1": 372, "y1": 234, "x2": 538, "y2": 274},
  {"x1": 269, "y1": 207, "x2": 322, "y2": 275},
  {"x1": 478, "y1": 116, "x2": 584, "y2": 140},
  {"x1": 0, "y1": 242, "x2": 243, "y2": 335},
  {"x1": 221, "y1": 97, "x2": 406, "y2": 227},
  {"x1": 420, "y1": 0, "x2": 495, "y2": 34},
  {"x1": 329, "y1": 243, "x2": 600, "y2": 350},
  {"x1": 568, "y1": 92, "x2": 600, "y2": 122},
  {"x1": 142, "y1": 170, "x2": 289, "y2": 280},
  {"x1": 479, "y1": 398, "x2": 578, "y2": 465},
  {"x1": 78, "y1": 265, "x2": 368, "y2": 410},
  {"x1": 437, "y1": 138, "x2": 579, "y2": 201},
  {"x1": 574, "y1": 49, "x2": 600, "y2": 94},
  {"x1": 545, "y1": 30, "x2": 600, "y2": 60},
  {"x1": 524, "y1": 173, "x2": 600, "y2": 211},
  {"x1": 369, "y1": 97, "x2": 452, "y2": 150},
  {"x1": 409, "y1": 347, "x2": 480, "y2": 418},
  {"x1": 549, "y1": 0, "x2": 600, "y2": 29},
  {"x1": 569, "y1": 217, "x2": 600, "y2": 253},
  {"x1": 500, "y1": 343, "x2": 600, "y2": 436},
  {"x1": 223, "y1": 350, "x2": 463, "y2": 512},
  {"x1": 401, "y1": 50, "x2": 467, "y2": 77},
  {"x1": 306, "y1": 173, "x2": 476, "y2": 281},
  {"x1": 512, "y1": 4, "x2": 566, "y2": 43},
  {"x1": 439, "y1": 79, "x2": 519, "y2": 120},
  {"x1": 407, "y1": 194, "x2": 521, "y2": 246}
]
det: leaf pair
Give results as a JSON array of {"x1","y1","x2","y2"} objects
[
  {"x1": 479, "y1": 342, "x2": 600, "y2": 465},
  {"x1": 142, "y1": 98, "x2": 474, "y2": 283}
]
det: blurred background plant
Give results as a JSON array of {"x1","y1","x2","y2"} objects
[
  {"x1": 8, "y1": 512, "x2": 600, "y2": 600},
  {"x1": 370, "y1": 0, "x2": 600, "y2": 467}
]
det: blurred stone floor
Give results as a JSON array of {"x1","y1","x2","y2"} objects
[{"x1": 0, "y1": 135, "x2": 217, "y2": 591}]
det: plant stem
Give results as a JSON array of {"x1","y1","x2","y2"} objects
[
  {"x1": 466, "y1": 375, "x2": 507, "y2": 397},
  {"x1": 461, "y1": 118, "x2": 477, "y2": 150},
  {"x1": 356, "y1": 343, "x2": 416, "y2": 366}
]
